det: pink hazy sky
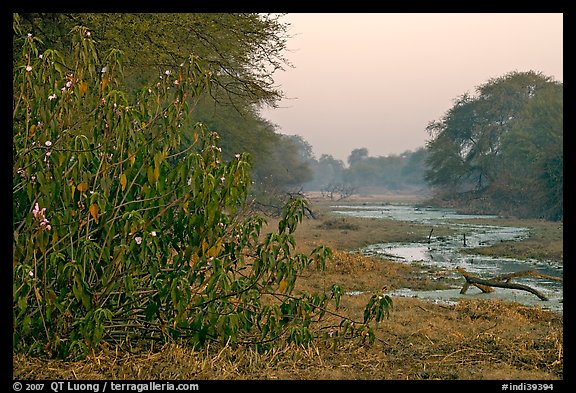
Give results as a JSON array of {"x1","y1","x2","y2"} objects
[{"x1": 259, "y1": 13, "x2": 563, "y2": 163}]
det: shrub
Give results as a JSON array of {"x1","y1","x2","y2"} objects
[{"x1": 12, "y1": 19, "x2": 391, "y2": 360}]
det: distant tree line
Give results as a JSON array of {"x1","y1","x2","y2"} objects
[{"x1": 299, "y1": 147, "x2": 429, "y2": 198}]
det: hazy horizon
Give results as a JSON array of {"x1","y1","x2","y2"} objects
[{"x1": 259, "y1": 13, "x2": 563, "y2": 163}]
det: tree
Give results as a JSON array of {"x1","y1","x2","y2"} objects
[
  {"x1": 424, "y1": 70, "x2": 563, "y2": 220},
  {"x1": 304, "y1": 154, "x2": 346, "y2": 192},
  {"x1": 347, "y1": 147, "x2": 369, "y2": 167},
  {"x1": 400, "y1": 148, "x2": 429, "y2": 186},
  {"x1": 249, "y1": 132, "x2": 315, "y2": 215},
  {"x1": 16, "y1": 13, "x2": 291, "y2": 108},
  {"x1": 187, "y1": 95, "x2": 271, "y2": 161},
  {"x1": 15, "y1": 13, "x2": 323, "y2": 205},
  {"x1": 497, "y1": 83, "x2": 563, "y2": 220}
]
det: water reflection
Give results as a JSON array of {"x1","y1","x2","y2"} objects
[{"x1": 333, "y1": 204, "x2": 563, "y2": 313}]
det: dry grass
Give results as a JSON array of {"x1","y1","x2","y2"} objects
[
  {"x1": 13, "y1": 195, "x2": 564, "y2": 380},
  {"x1": 13, "y1": 295, "x2": 562, "y2": 380}
]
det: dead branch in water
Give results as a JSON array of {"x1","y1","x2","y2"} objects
[{"x1": 455, "y1": 267, "x2": 562, "y2": 301}]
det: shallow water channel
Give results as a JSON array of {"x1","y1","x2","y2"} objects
[{"x1": 331, "y1": 204, "x2": 564, "y2": 314}]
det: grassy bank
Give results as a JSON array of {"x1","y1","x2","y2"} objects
[{"x1": 13, "y1": 196, "x2": 563, "y2": 380}]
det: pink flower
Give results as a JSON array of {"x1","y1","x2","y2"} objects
[
  {"x1": 40, "y1": 220, "x2": 48, "y2": 227},
  {"x1": 32, "y1": 203, "x2": 51, "y2": 231}
]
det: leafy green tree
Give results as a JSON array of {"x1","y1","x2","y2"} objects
[
  {"x1": 424, "y1": 70, "x2": 562, "y2": 219},
  {"x1": 497, "y1": 83, "x2": 563, "y2": 220},
  {"x1": 16, "y1": 13, "x2": 323, "y2": 205},
  {"x1": 17, "y1": 13, "x2": 290, "y2": 107},
  {"x1": 249, "y1": 133, "x2": 315, "y2": 214},
  {"x1": 425, "y1": 99, "x2": 478, "y2": 193},
  {"x1": 13, "y1": 17, "x2": 391, "y2": 360},
  {"x1": 275, "y1": 134, "x2": 315, "y2": 185},
  {"x1": 188, "y1": 95, "x2": 274, "y2": 163}
]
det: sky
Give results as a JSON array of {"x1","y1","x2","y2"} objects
[{"x1": 258, "y1": 13, "x2": 564, "y2": 163}]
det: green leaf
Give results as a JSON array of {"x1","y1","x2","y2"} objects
[{"x1": 144, "y1": 301, "x2": 159, "y2": 321}]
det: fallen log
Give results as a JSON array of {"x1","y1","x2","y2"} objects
[
  {"x1": 455, "y1": 267, "x2": 561, "y2": 301},
  {"x1": 492, "y1": 270, "x2": 563, "y2": 284}
]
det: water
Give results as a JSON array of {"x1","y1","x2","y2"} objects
[
  {"x1": 333, "y1": 204, "x2": 563, "y2": 313},
  {"x1": 331, "y1": 203, "x2": 499, "y2": 223}
]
